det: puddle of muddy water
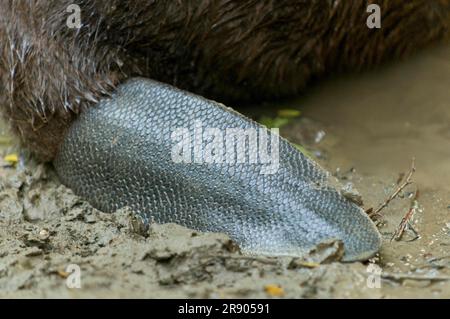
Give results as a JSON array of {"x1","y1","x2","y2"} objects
[{"x1": 277, "y1": 44, "x2": 450, "y2": 283}]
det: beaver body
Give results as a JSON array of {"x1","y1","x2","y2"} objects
[
  {"x1": 1, "y1": 0, "x2": 449, "y2": 160},
  {"x1": 0, "y1": 1, "x2": 449, "y2": 260}
]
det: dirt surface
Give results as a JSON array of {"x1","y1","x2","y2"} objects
[{"x1": 0, "y1": 45, "x2": 449, "y2": 298}]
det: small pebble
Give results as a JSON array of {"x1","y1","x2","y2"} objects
[
  {"x1": 264, "y1": 285, "x2": 284, "y2": 297},
  {"x1": 39, "y1": 229, "x2": 49, "y2": 240}
]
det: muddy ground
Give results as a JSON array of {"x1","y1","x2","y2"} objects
[{"x1": 0, "y1": 45, "x2": 449, "y2": 298}]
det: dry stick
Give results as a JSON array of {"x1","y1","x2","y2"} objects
[
  {"x1": 368, "y1": 157, "x2": 416, "y2": 219},
  {"x1": 405, "y1": 221, "x2": 420, "y2": 242},
  {"x1": 381, "y1": 272, "x2": 450, "y2": 282},
  {"x1": 391, "y1": 189, "x2": 420, "y2": 242},
  {"x1": 207, "y1": 255, "x2": 279, "y2": 265},
  {"x1": 428, "y1": 255, "x2": 450, "y2": 263}
]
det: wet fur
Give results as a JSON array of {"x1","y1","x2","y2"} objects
[{"x1": 0, "y1": 0, "x2": 449, "y2": 161}]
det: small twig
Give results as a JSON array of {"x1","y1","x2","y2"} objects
[
  {"x1": 405, "y1": 221, "x2": 420, "y2": 242},
  {"x1": 381, "y1": 272, "x2": 450, "y2": 282},
  {"x1": 428, "y1": 255, "x2": 450, "y2": 263},
  {"x1": 374, "y1": 158, "x2": 416, "y2": 214},
  {"x1": 368, "y1": 157, "x2": 416, "y2": 219},
  {"x1": 206, "y1": 255, "x2": 279, "y2": 265},
  {"x1": 391, "y1": 189, "x2": 420, "y2": 242}
]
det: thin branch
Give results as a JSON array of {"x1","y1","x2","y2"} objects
[
  {"x1": 405, "y1": 221, "x2": 420, "y2": 242},
  {"x1": 381, "y1": 272, "x2": 450, "y2": 282},
  {"x1": 391, "y1": 189, "x2": 420, "y2": 241},
  {"x1": 206, "y1": 254, "x2": 279, "y2": 265},
  {"x1": 368, "y1": 157, "x2": 416, "y2": 219},
  {"x1": 428, "y1": 255, "x2": 450, "y2": 263}
]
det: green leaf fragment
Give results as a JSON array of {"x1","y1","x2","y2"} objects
[{"x1": 277, "y1": 109, "x2": 301, "y2": 118}]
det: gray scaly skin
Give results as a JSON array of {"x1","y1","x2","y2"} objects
[{"x1": 55, "y1": 78, "x2": 381, "y2": 261}]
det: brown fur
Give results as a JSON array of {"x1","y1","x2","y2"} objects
[{"x1": 0, "y1": 0, "x2": 449, "y2": 161}]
